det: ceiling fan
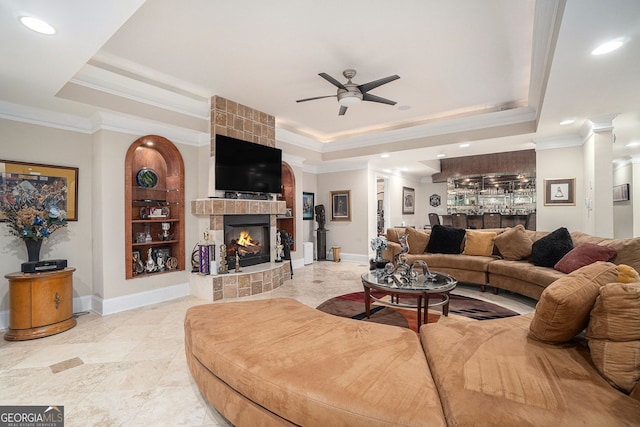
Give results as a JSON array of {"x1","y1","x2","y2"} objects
[{"x1": 296, "y1": 69, "x2": 400, "y2": 116}]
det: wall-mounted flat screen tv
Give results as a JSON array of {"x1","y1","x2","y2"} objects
[{"x1": 215, "y1": 134, "x2": 282, "y2": 194}]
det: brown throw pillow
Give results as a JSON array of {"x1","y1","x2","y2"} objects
[
  {"x1": 554, "y1": 243, "x2": 617, "y2": 274},
  {"x1": 493, "y1": 224, "x2": 533, "y2": 260},
  {"x1": 462, "y1": 230, "x2": 497, "y2": 257},
  {"x1": 586, "y1": 282, "x2": 640, "y2": 394},
  {"x1": 406, "y1": 227, "x2": 430, "y2": 254},
  {"x1": 529, "y1": 261, "x2": 619, "y2": 343}
]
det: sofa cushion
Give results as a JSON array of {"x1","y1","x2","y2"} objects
[
  {"x1": 406, "y1": 227, "x2": 430, "y2": 254},
  {"x1": 554, "y1": 243, "x2": 617, "y2": 274},
  {"x1": 427, "y1": 224, "x2": 465, "y2": 254},
  {"x1": 586, "y1": 282, "x2": 640, "y2": 394},
  {"x1": 529, "y1": 261, "x2": 619, "y2": 343},
  {"x1": 385, "y1": 227, "x2": 405, "y2": 244},
  {"x1": 421, "y1": 313, "x2": 640, "y2": 426},
  {"x1": 462, "y1": 230, "x2": 497, "y2": 257},
  {"x1": 185, "y1": 299, "x2": 447, "y2": 427},
  {"x1": 618, "y1": 264, "x2": 640, "y2": 283},
  {"x1": 493, "y1": 224, "x2": 533, "y2": 260},
  {"x1": 531, "y1": 227, "x2": 573, "y2": 267},
  {"x1": 571, "y1": 232, "x2": 640, "y2": 273}
]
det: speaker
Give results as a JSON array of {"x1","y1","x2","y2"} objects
[{"x1": 21, "y1": 259, "x2": 67, "y2": 273}]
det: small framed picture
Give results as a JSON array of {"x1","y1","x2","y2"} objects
[
  {"x1": 613, "y1": 184, "x2": 629, "y2": 202},
  {"x1": 302, "y1": 192, "x2": 314, "y2": 220},
  {"x1": 402, "y1": 186, "x2": 415, "y2": 214},
  {"x1": 544, "y1": 178, "x2": 576, "y2": 206},
  {"x1": 330, "y1": 190, "x2": 351, "y2": 221}
]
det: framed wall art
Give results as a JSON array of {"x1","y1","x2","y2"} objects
[
  {"x1": 0, "y1": 159, "x2": 79, "y2": 220},
  {"x1": 402, "y1": 186, "x2": 415, "y2": 214},
  {"x1": 330, "y1": 190, "x2": 351, "y2": 221},
  {"x1": 544, "y1": 178, "x2": 575, "y2": 206},
  {"x1": 302, "y1": 192, "x2": 314, "y2": 220},
  {"x1": 613, "y1": 183, "x2": 630, "y2": 202}
]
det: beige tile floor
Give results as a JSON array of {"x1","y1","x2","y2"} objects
[{"x1": 0, "y1": 261, "x2": 536, "y2": 426}]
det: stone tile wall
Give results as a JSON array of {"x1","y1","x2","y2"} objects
[{"x1": 210, "y1": 95, "x2": 276, "y2": 155}]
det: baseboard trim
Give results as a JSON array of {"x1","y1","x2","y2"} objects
[{"x1": 92, "y1": 282, "x2": 190, "y2": 316}]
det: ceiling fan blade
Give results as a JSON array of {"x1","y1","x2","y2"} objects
[
  {"x1": 358, "y1": 75, "x2": 400, "y2": 93},
  {"x1": 319, "y1": 73, "x2": 347, "y2": 90},
  {"x1": 296, "y1": 95, "x2": 336, "y2": 103},
  {"x1": 362, "y1": 93, "x2": 397, "y2": 105},
  {"x1": 338, "y1": 105, "x2": 348, "y2": 116}
]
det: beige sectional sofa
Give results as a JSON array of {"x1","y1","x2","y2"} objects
[
  {"x1": 382, "y1": 225, "x2": 640, "y2": 300},
  {"x1": 184, "y1": 261, "x2": 640, "y2": 426}
]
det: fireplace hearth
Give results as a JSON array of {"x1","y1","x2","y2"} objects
[{"x1": 224, "y1": 214, "x2": 270, "y2": 267}]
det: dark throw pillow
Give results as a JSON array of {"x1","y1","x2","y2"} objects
[
  {"x1": 531, "y1": 227, "x2": 574, "y2": 267},
  {"x1": 426, "y1": 224, "x2": 466, "y2": 254}
]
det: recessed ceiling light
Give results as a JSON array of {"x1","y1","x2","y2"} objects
[
  {"x1": 20, "y1": 16, "x2": 56, "y2": 35},
  {"x1": 459, "y1": 143, "x2": 470, "y2": 148},
  {"x1": 591, "y1": 38, "x2": 624, "y2": 56},
  {"x1": 380, "y1": 153, "x2": 390, "y2": 158},
  {"x1": 383, "y1": 168, "x2": 392, "y2": 173},
  {"x1": 401, "y1": 167, "x2": 408, "y2": 172},
  {"x1": 626, "y1": 141, "x2": 640, "y2": 147},
  {"x1": 436, "y1": 154, "x2": 446, "y2": 158},
  {"x1": 398, "y1": 105, "x2": 411, "y2": 111},
  {"x1": 560, "y1": 119, "x2": 575, "y2": 125}
]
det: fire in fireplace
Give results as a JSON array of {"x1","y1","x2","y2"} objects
[{"x1": 224, "y1": 214, "x2": 270, "y2": 267}]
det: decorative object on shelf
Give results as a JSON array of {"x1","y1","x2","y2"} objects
[
  {"x1": 0, "y1": 169, "x2": 69, "y2": 262},
  {"x1": 330, "y1": 190, "x2": 351, "y2": 221},
  {"x1": 429, "y1": 194, "x2": 441, "y2": 207},
  {"x1": 198, "y1": 231, "x2": 214, "y2": 275},
  {"x1": 191, "y1": 243, "x2": 200, "y2": 272},
  {"x1": 275, "y1": 232, "x2": 283, "y2": 262},
  {"x1": 136, "y1": 167, "x2": 159, "y2": 188},
  {"x1": 154, "y1": 247, "x2": 171, "y2": 272},
  {"x1": 302, "y1": 192, "x2": 314, "y2": 220},
  {"x1": 544, "y1": 178, "x2": 575, "y2": 206},
  {"x1": 279, "y1": 230, "x2": 294, "y2": 261},
  {"x1": 159, "y1": 222, "x2": 173, "y2": 241},
  {"x1": 166, "y1": 256, "x2": 178, "y2": 270},
  {"x1": 369, "y1": 235, "x2": 388, "y2": 269},
  {"x1": 218, "y1": 244, "x2": 228, "y2": 274},
  {"x1": 149, "y1": 206, "x2": 168, "y2": 218},
  {"x1": 315, "y1": 204, "x2": 326, "y2": 230},
  {"x1": 132, "y1": 250, "x2": 144, "y2": 275},
  {"x1": 402, "y1": 186, "x2": 415, "y2": 214},
  {"x1": 145, "y1": 248, "x2": 156, "y2": 272}
]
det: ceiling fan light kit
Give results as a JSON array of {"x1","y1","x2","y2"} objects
[{"x1": 297, "y1": 69, "x2": 399, "y2": 115}]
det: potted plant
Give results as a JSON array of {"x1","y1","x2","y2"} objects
[{"x1": 1, "y1": 181, "x2": 68, "y2": 262}]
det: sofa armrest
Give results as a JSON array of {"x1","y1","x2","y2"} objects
[{"x1": 382, "y1": 241, "x2": 402, "y2": 262}]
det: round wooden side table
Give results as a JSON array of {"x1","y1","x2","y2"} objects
[{"x1": 4, "y1": 267, "x2": 77, "y2": 341}]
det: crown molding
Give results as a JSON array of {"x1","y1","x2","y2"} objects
[
  {"x1": 281, "y1": 152, "x2": 306, "y2": 168},
  {"x1": 91, "y1": 111, "x2": 208, "y2": 146},
  {"x1": 0, "y1": 100, "x2": 93, "y2": 133},
  {"x1": 533, "y1": 134, "x2": 583, "y2": 150},
  {"x1": 71, "y1": 63, "x2": 210, "y2": 120},
  {"x1": 277, "y1": 106, "x2": 537, "y2": 154}
]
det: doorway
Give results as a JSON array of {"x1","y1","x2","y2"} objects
[{"x1": 376, "y1": 177, "x2": 389, "y2": 235}]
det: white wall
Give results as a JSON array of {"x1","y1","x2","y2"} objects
[
  {"x1": 613, "y1": 162, "x2": 633, "y2": 238},
  {"x1": 536, "y1": 144, "x2": 585, "y2": 233},
  {"x1": 0, "y1": 119, "x2": 94, "y2": 322},
  {"x1": 316, "y1": 168, "x2": 369, "y2": 261}
]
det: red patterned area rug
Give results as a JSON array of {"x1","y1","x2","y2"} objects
[{"x1": 316, "y1": 291, "x2": 519, "y2": 333}]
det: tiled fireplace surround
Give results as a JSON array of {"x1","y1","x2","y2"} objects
[{"x1": 190, "y1": 96, "x2": 291, "y2": 301}]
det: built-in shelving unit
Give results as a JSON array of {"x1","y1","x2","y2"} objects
[
  {"x1": 446, "y1": 174, "x2": 536, "y2": 215},
  {"x1": 125, "y1": 135, "x2": 185, "y2": 279},
  {"x1": 276, "y1": 162, "x2": 296, "y2": 251}
]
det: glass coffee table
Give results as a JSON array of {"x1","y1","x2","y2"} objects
[{"x1": 361, "y1": 270, "x2": 457, "y2": 328}]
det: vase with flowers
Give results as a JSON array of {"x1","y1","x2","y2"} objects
[
  {"x1": 370, "y1": 235, "x2": 388, "y2": 269},
  {"x1": 1, "y1": 181, "x2": 68, "y2": 262}
]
